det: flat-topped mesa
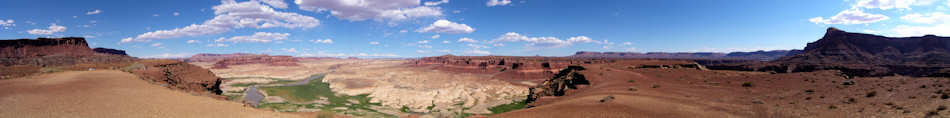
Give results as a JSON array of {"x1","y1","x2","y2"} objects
[
  {"x1": 0, "y1": 37, "x2": 135, "y2": 67},
  {"x1": 0, "y1": 37, "x2": 94, "y2": 58},
  {"x1": 93, "y1": 47, "x2": 128, "y2": 56},
  {"x1": 211, "y1": 55, "x2": 299, "y2": 69},
  {"x1": 412, "y1": 55, "x2": 610, "y2": 80}
]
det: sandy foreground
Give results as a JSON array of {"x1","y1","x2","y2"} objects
[{"x1": 0, "y1": 70, "x2": 303, "y2": 118}]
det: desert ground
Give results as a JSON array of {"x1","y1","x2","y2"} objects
[
  {"x1": 494, "y1": 60, "x2": 950, "y2": 118},
  {"x1": 0, "y1": 70, "x2": 303, "y2": 118}
]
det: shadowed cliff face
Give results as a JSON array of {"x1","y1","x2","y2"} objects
[{"x1": 707, "y1": 28, "x2": 950, "y2": 77}]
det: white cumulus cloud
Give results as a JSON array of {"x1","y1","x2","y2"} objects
[
  {"x1": 424, "y1": 0, "x2": 449, "y2": 6},
  {"x1": 809, "y1": 9, "x2": 889, "y2": 24},
  {"x1": 369, "y1": 41, "x2": 380, "y2": 45},
  {"x1": 431, "y1": 34, "x2": 440, "y2": 39},
  {"x1": 294, "y1": 0, "x2": 442, "y2": 21},
  {"x1": 464, "y1": 49, "x2": 490, "y2": 55},
  {"x1": 855, "y1": 0, "x2": 918, "y2": 10},
  {"x1": 122, "y1": 0, "x2": 319, "y2": 43},
  {"x1": 567, "y1": 36, "x2": 596, "y2": 43},
  {"x1": 0, "y1": 19, "x2": 13, "y2": 29},
  {"x1": 894, "y1": 12, "x2": 950, "y2": 36},
  {"x1": 900, "y1": 12, "x2": 950, "y2": 24},
  {"x1": 490, "y1": 32, "x2": 596, "y2": 48},
  {"x1": 457, "y1": 37, "x2": 477, "y2": 43},
  {"x1": 27, "y1": 24, "x2": 67, "y2": 35},
  {"x1": 486, "y1": 0, "x2": 512, "y2": 7},
  {"x1": 261, "y1": 0, "x2": 289, "y2": 9},
  {"x1": 215, "y1": 32, "x2": 290, "y2": 43},
  {"x1": 86, "y1": 9, "x2": 102, "y2": 15},
  {"x1": 417, "y1": 19, "x2": 474, "y2": 34},
  {"x1": 310, "y1": 38, "x2": 333, "y2": 44}
]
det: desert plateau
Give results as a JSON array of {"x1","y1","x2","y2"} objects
[{"x1": 3, "y1": 0, "x2": 950, "y2": 118}]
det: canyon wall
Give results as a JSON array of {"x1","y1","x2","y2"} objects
[{"x1": 211, "y1": 55, "x2": 298, "y2": 69}]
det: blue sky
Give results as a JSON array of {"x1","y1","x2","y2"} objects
[{"x1": 1, "y1": 0, "x2": 949, "y2": 58}]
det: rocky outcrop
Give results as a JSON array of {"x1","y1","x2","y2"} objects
[
  {"x1": 129, "y1": 60, "x2": 223, "y2": 95},
  {"x1": 412, "y1": 55, "x2": 609, "y2": 80},
  {"x1": 707, "y1": 28, "x2": 950, "y2": 77},
  {"x1": 92, "y1": 48, "x2": 127, "y2": 55},
  {"x1": 211, "y1": 55, "x2": 298, "y2": 69},
  {"x1": 526, "y1": 66, "x2": 589, "y2": 103},
  {"x1": 571, "y1": 50, "x2": 799, "y2": 61}
]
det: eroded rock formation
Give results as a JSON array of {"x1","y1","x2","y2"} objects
[
  {"x1": 128, "y1": 60, "x2": 224, "y2": 95},
  {"x1": 526, "y1": 66, "x2": 589, "y2": 103}
]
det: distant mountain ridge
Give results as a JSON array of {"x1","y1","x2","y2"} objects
[
  {"x1": 708, "y1": 27, "x2": 950, "y2": 77},
  {"x1": 570, "y1": 50, "x2": 801, "y2": 61}
]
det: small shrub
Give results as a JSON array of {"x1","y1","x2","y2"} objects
[
  {"x1": 741, "y1": 82, "x2": 753, "y2": 87},
  {"x1": 628, "y1": 87, "x2": 638, "y2": 92},
  {"x1": 942, "y1": 94, "x2": 949, "y2": 99},
  {"x1": 627, "y1": 80, "x2": 635, "y2": 83},
  {"x1": 805, "y1": 89, "x2": 815, "y2": 93},
  {"x1": 939, "y1": 106, "x2": 948, "y2": 111},
  {"x1": 866, "y1": 91, "x2": 877, "y2": 98},
  {"x1": 828, "y1": 105, "x2": 838, "y2": 109},
  {"x1": 400, "y1": 106, "x2": 411, "y2": 113},
  {"x1": 651, "y1": 84, "x2": 660, "y2": 88}
]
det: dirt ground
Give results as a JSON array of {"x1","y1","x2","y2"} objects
[
  {"x1": 492, "y1": 60, "x2": 950, "y2": 118},
  {"x1": 0, "y1": 70, "x2": 304, "y2": 118}
]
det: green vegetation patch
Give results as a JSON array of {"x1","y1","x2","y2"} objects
[
  {"x1": 487, "y1": 100, "x2": 527, "y2": 114},
  {"x1": 258, "y1": 74, "x2": 392, "y2": 117}
]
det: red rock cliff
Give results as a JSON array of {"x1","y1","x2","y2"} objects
[{"x1": 0, "y1": 37, "x2": 94, "y2": 58}]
